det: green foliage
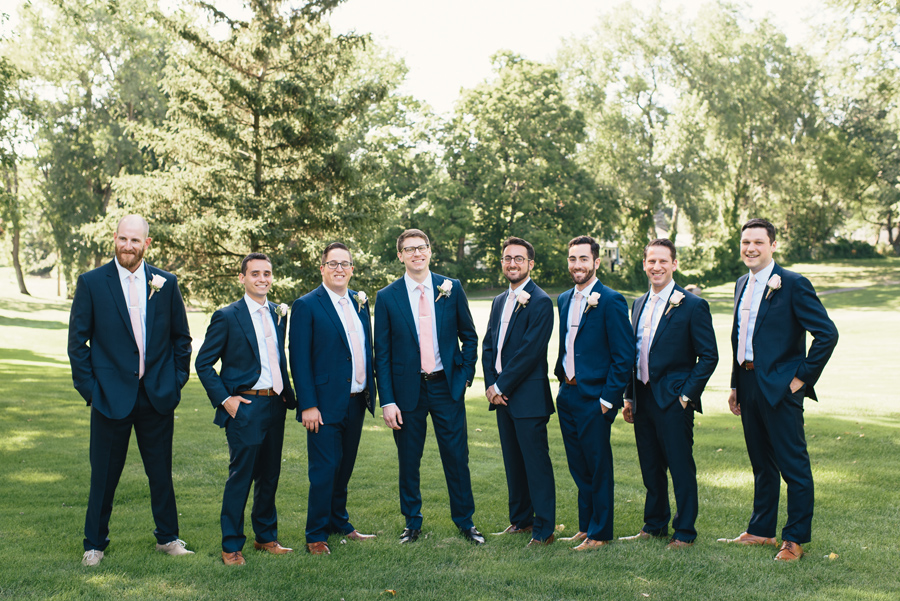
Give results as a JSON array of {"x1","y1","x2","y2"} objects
[{"x1": 114, "y1": 0, "x2": 395, "y2": 307}]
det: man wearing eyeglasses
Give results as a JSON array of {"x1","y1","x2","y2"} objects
[
  {"x1": 290, "y1": 242, "x2": 377, "y2": 555},
  {"x1": 374, "y1": 229, "x2": 482, "y2": 545},
  {"x1": 481, "y1": 237, "x2": 556, "y2": 547}
]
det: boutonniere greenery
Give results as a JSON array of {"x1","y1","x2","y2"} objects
[
  {"x1": 765, "y1": 274, "x2": 782, "y2": 300},
  {"x1": 436, "y1": 279, "x2": 453, "y2": 301},
  {"x1": 355, "y1": 290, "x2": 368, "y2": 313},
  {"x1": 583, "y1": 291, "x2": 601, "y2": 314},
  {"x1": 664, "y1": 290, "x2": 685, "y2": 316},
  {"x1": 514, "y1": 290, "x2": 531, "y2": 313},
  {"x1": 148, "y1": 274, "x2": 166, "y2": 300},
  {"x1": 276, "y1": 303, "x2": 289, "y2": 325}
]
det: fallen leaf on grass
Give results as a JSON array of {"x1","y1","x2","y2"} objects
[
  {"x1": 827, "y1": 553, "x2": 839, "y2": 560},
  {"x1": 475, "y1": 429, "x2": 482, "y2": 432},
  {"x1": 556, "y1": 524, "x2": 565, "y2": 531},
  {"x1": 859, "y1": 434, "x2": 865, "y2": 437},
  {"x1": 382, "y1": 590, "x2": 397, "y2": 596},
  {"x1": 642, "y1": 594, "x2": 650, "y2": 598},
  {"x1": 716, "y1": 448, "x2": 723, "y2": 453}
]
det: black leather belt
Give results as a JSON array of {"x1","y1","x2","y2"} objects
[{"x1": 421, "y1": 370, "x2": 446, "y2": 381}]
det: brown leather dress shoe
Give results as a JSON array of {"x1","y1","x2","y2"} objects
[
  {"x1": 306, "y1": 541, "x2": 331, "y2": 555},
  {"x1": 493, "y1": 524, "x2": 533, "y2": 535},
  {"x1": 254, "y1": 540, "x2": 293, "y2": 554},
  {"x1": 527, "y1": 534, "x2": 555, "y2": 547},
  {"x1": 573, "y1": 538, "x2": 610, "y2": 551},
  {"x1": 716, "y1": 532, "x2": 777, "y2": 546},
  {"x1": 560, "y1": 531, "x2": 588, "y2": 542},
  {"x1": 345, "y1": 530, "x2": 376, "y2": 541},
  {"x1": 222, "y1": 551, "x2": 245, "y2": 565},
  {"x1": 774, "y1": 540, "x2": 803, "y2": 561},
  {"x1": 666, "y1": 539, "x2": 694, "y2": 550},
  {"x1": 619, "y1": 530, "x2": 654, "y2": 541}
]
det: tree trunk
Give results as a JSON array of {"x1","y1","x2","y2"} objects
[
  {"x1": 3, "y1": 163, "x2": 29, "y2": 295},
  {"x1": 12, "y1": 226, "x2": 30, "y2": 296}
]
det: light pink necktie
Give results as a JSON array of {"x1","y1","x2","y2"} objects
[
  {"x1": 128, "y1": 274, "x2": 145, "y2": 379},
  {"x1": 417, "y1": 284, "x2": 436, "y2": 374},
  {"x1": 639, "y1": 295, "x2": 661, "y2": 384},
  {"x1": 340, "y1": 297, "x2": 366, "y2": 385},
  {"x1": 565, "y1": 291, "x2": 583, "y2": 380},
  {"x1": 736, "y1": 275, "x2": 757, "y2": 366},
  {"x1": 494, "y1": 291, "x2": 516, "y2": 374},
  {"x1": 258, "y1": 305, "x2": 283, "y2": 394}
]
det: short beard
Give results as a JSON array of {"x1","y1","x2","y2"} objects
[
  {"x1": 569, "y1": 267, "x2": 595, "y2": 285},
  {"x1": 116, "y1": 246, "x2": 144, "y2": 271},
  {"x1": 504, "y1": 268, "x2": 528, "y2": 285}
]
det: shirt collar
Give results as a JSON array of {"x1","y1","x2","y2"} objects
[
  {"x1": 114, "y1": 257, "x2": 145, "y2": 282},
  {"x1": 573, "y1": 276, "x2": 598, "y2": 297},
  {"x1": 405, "y1": 271, "x2": 433, "y2": 294},
  {"x1": 243, "y1": 293, "x2": 268, "y2": 314},
  {"x1": 508, "y1": 277, "x2": 531, "y2": 297},
  {"x1": 323, "y1": 284, "x2": 350, "y2": 305},
  {"x1": 649, "y1": 279, "x2": 676, "y2": 303},
  {"x1": 750, "y1": 260, "x2": 776, "y2": 286}
]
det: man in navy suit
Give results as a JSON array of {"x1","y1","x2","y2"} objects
[
  {"x1": 482, "y1": 237, "x2": 556, "y2": 547},
  {"x1": 195, "y1": 253, "x2": 298, "y2": 565},
  {"x1": 718, "y1": 219, "x2": 838, "y2": 561},
  {"x1": 374, "y1": 229, "x2": 483, "y2": 545},
  {"x1": 68, "y1": 215, "x2": 193, "y2": 567},
  {"x1": 620, "y1": 239, "x2": 718, "y2": 549},
  {"x1": 553, "y1": 235, "x2": 633, "y2": 550},
  {"x1": 290, "y1": 242, "x2": 377, "y2": 555}
]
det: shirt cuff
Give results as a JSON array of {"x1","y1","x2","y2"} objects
[
  {"x1": 381, "y1": 402, "x2": 397, "y2": 408},
  {"x1": 493, "y1": 385, "x2": 503, "y2": 397},
  {"x1": 220, "y1": 397, "x2": 229, "y2": 406},
  {"x1": 599, "y1": 398, "x2": 613, "y2": 409}
]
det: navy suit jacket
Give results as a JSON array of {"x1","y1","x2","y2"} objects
[
  {"x1": 68, "y1": 260, "x2": 192, "y2": 420},
  {"x1": 481, "y1": 279, "x2": 554, "y2": 419},
  {"x1": 374, "y1": 273, "x2": 478, "y2": 410},
  {"x1": 289, "y1": 284, "x2": 376, "y2": 423},
  {"x1": 730, "y1": 263, "x2": 838, "y2": 406},
  {"x1": 195, "y1": 298, "x2": 298, "y2": 428},
  {"x1": 625, "y1": 283, "x2": 718, "y2": 414},
  {"x1": 553, "y1": 280, "x2": 633, "y2": 408}
]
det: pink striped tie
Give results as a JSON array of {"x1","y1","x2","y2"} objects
[
  {"x1": 259, "y1": 305, "x2": 284, "y2": 394},
  {"x1": 417, "y1": 284, "x2": 436, "y2": 374},
  {"x1": 494, "y1": 292, "x2": 516, "y2": 374},
  {"x1": 737, "y1": 275, "x2": 757, "y2": 366},
  {"x1": 128, "y1": 274, "x2": 144, "y2": 379},
  {"x1": 565, "y1": 292, "x2": 582, "y2": 380},
  {"x1": 339, "y1": 298, "x2": 366, "y2": 385}
]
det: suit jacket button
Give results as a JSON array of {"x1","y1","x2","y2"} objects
[
  {"x1": 347, "y1": 356, "x2": 351, "y2": 361},
  {"x1": 347, "y1": 378, "x2": 352, "y2": 383},
  {"x1": 257, "y1": 370, "x2": 261, "y2": 374}
]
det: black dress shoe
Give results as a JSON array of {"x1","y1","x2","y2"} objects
[
  {"x1": 399, "y1": 528, "x2": 421, "y2": 544},
  {"x1": 460, "y1": 527, "x2": 485, "y2": 545}
]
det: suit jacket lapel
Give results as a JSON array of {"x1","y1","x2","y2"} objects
[
  {"x1": 733, "y1": 274, "x2": 749, "y2": 336},
  {"x1": 391, "y1": 280, "x2": 419, "y2": 344},
  {"x1": 105, "y1": 262, "x2": 133, "y2": 341},
  {"x1": 558, "y1": 289, "x2": 572, "y2": 341},
  {"x1": 143, "y1": 263, "x2": 157, "y2": 349},
  {"x1": 502, "y1": 279, "x2": 533, "y2": 348},
  {"x1": 491, "y1": 291, "x2": 508, "y2": 351},
  {"x1": 753, "y1": 263, "x2": 780, "y2": 332},
  {"x1": 235, "y1": 299, "x2": 262, "y2": 365},
  {"x1": 316, "y1": 285, "x2": 351, "y2": 352},
  {"x1": 576, "y1": 280, "x2": 601, "y2": 336},
  {"x1": 431, "y1": 273, "x2": 445, "y2": 341},
  {"x1": 632, "y1": 292, "x2": 648, "y2": 337}
]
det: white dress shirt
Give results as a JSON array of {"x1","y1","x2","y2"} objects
[
  {"x1": 736, "y1": 260, "x2": 776, "y2": 363},
  {"x1": 115, "y1": 257, "x2": 147, "y2": 355},
  {"x1": 561, "y1": 277, "x2": 612, "y2": 409},
  {"x1": 324, "y1": 286, "x2": 366, "y2": 394},
  {"x1": 404, "y1": 271, "x2": 444, "y2": 373},
  {"x1": 634, "y1": 279, "x2": 676, "y2": 382}
]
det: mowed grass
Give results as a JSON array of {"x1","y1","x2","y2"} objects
[{"x1": 0, "y1": 261, "x2": 898, "y2": 601}]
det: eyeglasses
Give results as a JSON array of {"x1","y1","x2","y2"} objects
[
  {"x1": 501, "y1": 256, "x2": 528, "y2": 265},
  {"x1": 401, "y1": 244, "x2": 430, "y2": 255},
  {"x1": 322, "y1": 261, "x2": 353, "y2": 270}
]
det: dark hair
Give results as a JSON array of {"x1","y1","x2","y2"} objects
[
  {"x1": 322, "y1": 242, "x2": 352, "y2": 264},
  {"x1": 501, "y1": 236, "x2": 535, "y2": 260},
  {"x1": 241, "y1": 252, "x2": 272, "y2": 274},
  {"x1": 643, "y1": 238, "x2": 676, "y2": 260},
  {"x1": 396, "y1": 228, "x2": 430, "y2": 253},
  {"x1": 567, "y1": 235, "x2": 600, "y2": 260},
  {"x1": 741, "y1": 218, "x2": 776, "y2": 243}
]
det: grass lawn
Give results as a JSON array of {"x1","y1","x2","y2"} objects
[{"x1": 1, "y1": 260, "x2": 898, "y2": 600}]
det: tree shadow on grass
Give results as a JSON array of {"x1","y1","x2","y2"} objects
[
  {"x1": 0, "y1": 314, "x2": 68, "y2": 330},
  {"x1": 0, "y1": 297, "x2": 71, "y2": 313},
  {"x1": 0, "y1": 348, "x2": 70, "y2": 364}
]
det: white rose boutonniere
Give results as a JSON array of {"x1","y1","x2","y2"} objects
[
  {"x1": 277, "y1": 303, "x2": 289, "y2": 325},
  {"x1": 765, "y1": 274, "x2": 782, "y2": 300},
  {"x1": 584, "y1": 291, "x2": 601, "y2": 314},
  {"x1": 355, "y1": 290, "x2": 368, "y2": 313},
  {"x1": 514, "y1": 290, "x2": 531, "y2": 313},
  {"x1": 148, "y1": 274, "x2": 166, "y2": 300},
  {"x1": 664, "y1": 290, "x2": 685, "y2": 316},
  {"x1": 437, "y1": 279, "x2": 453, "y2": 301}
]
